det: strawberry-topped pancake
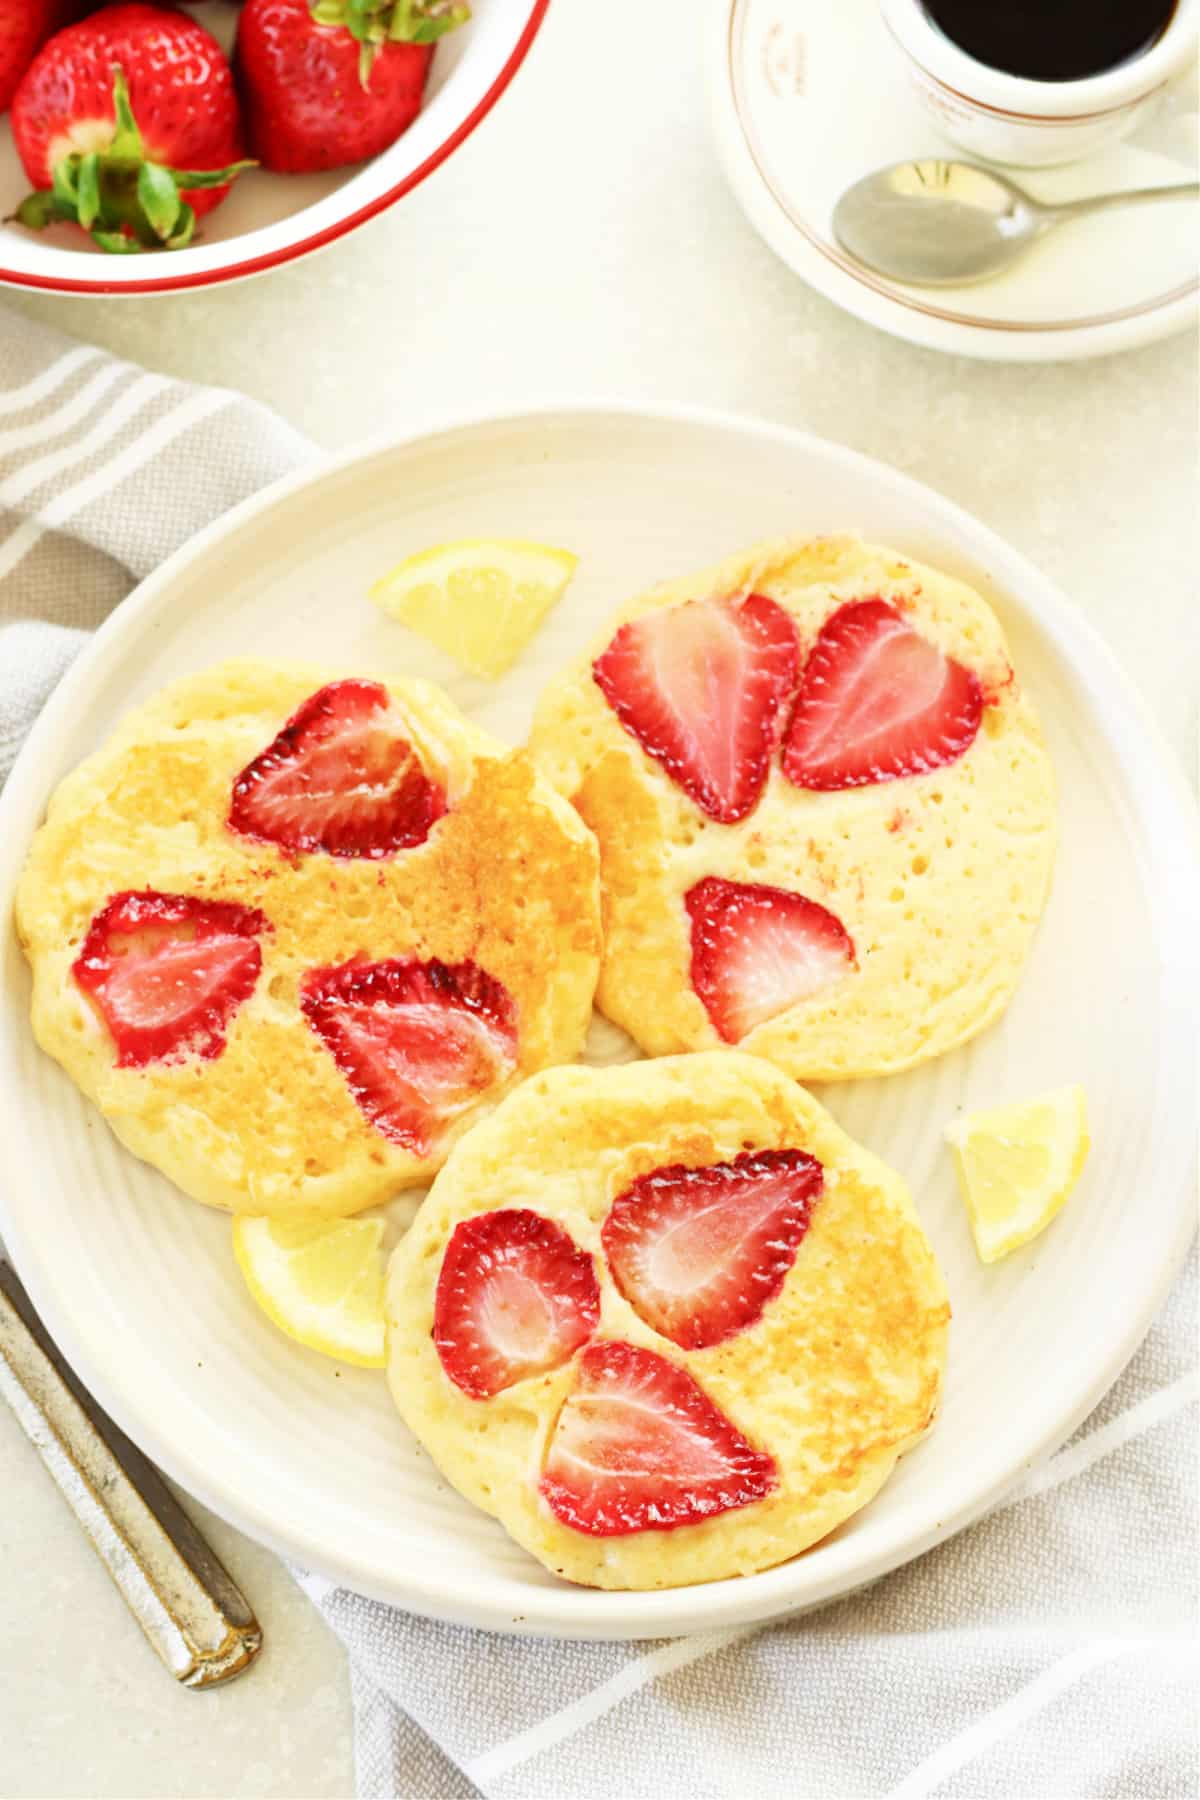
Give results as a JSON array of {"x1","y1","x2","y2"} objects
[
  {"x1": 17, "y1": 660, "x2": 601, "y2": 1216},
  {"x1": 386, "y1": 1053, "x2": 949, "y2": 1588},
  {"x1": 529, "y1": 536, "x2": 1057, "y2": 1081}
]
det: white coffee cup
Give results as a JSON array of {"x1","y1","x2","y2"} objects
[{"x1": 880, "y1": 0, "x2": 1199, "y2": 166}]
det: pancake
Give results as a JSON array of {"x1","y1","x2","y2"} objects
[
  {"x1": 385, "y1": 1052, "x2": 949, "y2": 1590},
  {"x1": 528, "y1": 535, "x2": 1057, "y2": 1081},
  {"x1": 16, "y1": 659, "x2": 602, "y2": 1216}
]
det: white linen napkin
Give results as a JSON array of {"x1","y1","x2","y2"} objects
[{"x1": 2, "y1": 313, "x2": 1196, "y2": 1800}]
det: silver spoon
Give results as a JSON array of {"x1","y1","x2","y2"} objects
[{"x1": 833, "y1": 158, "x2": 1199, "y2": 287}]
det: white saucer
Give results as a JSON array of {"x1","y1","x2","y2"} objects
[{"x1": 706, "y1": 0, "x2": 1200, "y2": 360}]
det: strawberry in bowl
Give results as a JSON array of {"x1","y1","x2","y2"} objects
[
  {"x1": 0, "y1": 0, "x2": 539, "y2": 293},
  {"x1": 0, "y1": 1, "x2": 81, "y2": 115},
  {"x1": 237, "y1": 0, "x2": 469, "y2": 173},
  {"x1": 10, "y1": 3, "x2": 253, "y2": 251}
]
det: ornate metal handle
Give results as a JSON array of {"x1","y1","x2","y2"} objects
[{"x1": 0, "y1": 1259, "x2": 262, "y2": 1688}]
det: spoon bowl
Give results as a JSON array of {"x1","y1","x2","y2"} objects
[{"x1": 833, "y1": 158, "x2": 1199, "y2": 287}]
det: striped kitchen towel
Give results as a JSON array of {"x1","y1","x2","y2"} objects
[
  {"x1": 0, "y1": 310, "x2": 312, "y2": 779},
  {"x1": 2, "y1": 312, "x2": 1197, "y2": 1800}
]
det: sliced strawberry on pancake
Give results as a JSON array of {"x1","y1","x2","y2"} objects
[
  {"x1": 782, "y1": 598, "x2": 982, "y2": 791},
  {"x1": 300, "y1": 958, "x2": 517, "y2": 1156},
  {"x1": 602, "y1": 1148, "x2": 823, "y2": 1349},
  {"x1": 686, "y1": 876, "x2": 855, "y2": 1044},
  {"x1": 434, "y1": 1209, "x2": 600, "y2": 1399},
  {"x1": 229, "y1": 679, "x2": 445, "y2": 859},
  {"x1": 72, "y1": 890, "x2": 266, "y2": 1067},
  {"x1": 592, "y1": 592, "x2": 798, "y2": 823},
  {"x1": 540, "y1": 1340, "x2": 777, "y2": 1537}
]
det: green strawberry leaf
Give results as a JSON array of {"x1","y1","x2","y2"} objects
[
  {"x1": 51, "y1": 159, "x2": 79, "y2": 210},
  {"x1": 389, "y1": 0, "x2": 471, "y2": 44},
  {"x1": 12, "y1": 67, "x2": 256, "y2": 254},
  {"x1": 170, "y1": 161, "x2": 257, "y2": 190},
  {"x1": 136, "y1": 162, "x2": 181, "y2": 241},
  {"x1": 89, "y1": 230, "x2": 145, "y2": 253},
  {"x1": 75, "y1": 155, "x2": 102, "y2": 232},
  {"x1": 343, "y1": 0, "x2": 377, "y2": 37},
  {"x1": 108, "y1": 68, "x2": 144, "y2": 160},
  {"x1": 10, "y1": 192, "x2": 71, "y2": 230},
  {"x1": 307, "y1": 0, "x2": 469, "y2": 82},
  {"x1": 166, "y1": 203, "x2": 197, "y2": 251}
]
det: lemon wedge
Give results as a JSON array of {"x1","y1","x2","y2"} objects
[
  {"x1": 232, "y1": 1213, "x2": 387, "y2": 1366},
  {"x1": 370, "y1": 538, "x2": 578, "y2": 679},
  {"x1": 945, "y1": 1084, "x2": 1089, "y2": 1264}
]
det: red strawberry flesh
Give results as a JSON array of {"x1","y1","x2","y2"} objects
[
  {"x1": 602, "y1": 1148, "x2": 823, "y2": 1350},
  {"x1": 782, "y1": 598, "x2": 983, "y2": 791},
  {"x1": 72, "y1": 890, "x2": 266, "y2": 1067},
  {"x1": 434, "y1": 1209, "x2": 600, "y2": 1399},
  {"x1": 592, "y1": 592, "x2": 799, "y2": 823},
  {"x1": 540, "y1": 1341, "x2": 777, "y2": 1537},
  {"x1": 686, "y1": 876, "x2": 855, "y2": 1043},
  {"x1": 0, "y1": 1, "x2": 79, "y2": 115},
  {"x1": 236, "y1": 0, "x2": 447, "y2": 176},
  {"x1": 229, "y1": 679, "x2": 445, "y2": 860},
  {"x1": 300, "y1": 958, "x2": 516, "y2": 1156}
]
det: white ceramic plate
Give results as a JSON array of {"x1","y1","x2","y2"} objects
[
  {"x1": 707, "y1": 0, "x2": 1200, "y2": 361},
  {"x1": 1, "y1": 405, "x2": 1196, "y2": 1639},
  {"x1": 0, "y1": 0, "x2": 546, "y2": 297}
]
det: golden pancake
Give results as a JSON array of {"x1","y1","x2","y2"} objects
[
  {"x1": 16, "y1": 659, "x2": 602, "y2": 1216},
  {"x1": 529, "y1": 535, "x2": 1057, "y2": 1081},
  {"x1": 386, "y1": 1053, "x2": 949, "y2": 1590}
]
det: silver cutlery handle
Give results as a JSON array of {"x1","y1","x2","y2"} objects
[
  {"x1": 0, "y1": 1260, "x2": 262, "y2": 1688},
  {"x1": 1046, "y1": 181, "x2": 1200, "y2": 221}
]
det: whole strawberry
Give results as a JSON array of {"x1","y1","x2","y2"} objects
[
  {"x1": 11, "y1": 4, "x2": 253, "y2": 252},
  {"x1": 236, "y1": 0, "x2": 469, "y2": 174},
  {"x1": 0, "y1": 2, "x2": 81, "y2": 115}
]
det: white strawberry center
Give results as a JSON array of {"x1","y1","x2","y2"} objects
[
  {"x1": 725, "y1": 920, "x2": 847, "y2": 1039},
  {"x1": 48, "y1": 119, "x2": 118, "y2": 170},
  {"x1": 105, "y1": 935, "x2": 252, "y2": 1029},
  {"x1": 647, "y1": 601, "x2": 747, "y2": 796},
  {"x1": 352, "y1": 1002, "x2": 507, "y2": 1107},
  {"x1": 252, "y1": 710, "x2": 416, "y2": 828},
  {"x1": 479, "y1": 1268, "x2": 557, "y2": 1365},
  {"x1": 808, "y1": 619, "x2": 947, "y2": 762},
  {"x1": 557, "y1": 1393, "x2": 729, "y2": 1483},
  {"x1": 641, "y1": 1188, "x2": 783, "y2": 1296}
]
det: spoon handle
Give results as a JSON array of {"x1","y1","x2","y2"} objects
[{"x1": 1045, "y1": 182, "x2": 1200, "y2": 221}]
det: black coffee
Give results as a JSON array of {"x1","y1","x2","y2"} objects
[{"x1": 921, "y1": 0, "x2": 1177, "y2": 81}]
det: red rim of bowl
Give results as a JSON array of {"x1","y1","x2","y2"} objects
[{"x1": 0, "y1": 0, "x2": 552, "y2": 298}]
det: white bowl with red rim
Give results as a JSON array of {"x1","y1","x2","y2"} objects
[{"x1": 0, "y1": 0, "x2": 549, "y2": 297}]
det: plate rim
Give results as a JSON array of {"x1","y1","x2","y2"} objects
[
  {"x1": 1, "y1": 399, "x2": 1197, "y2": 1638},
  {"x1": 705, "y1": 0, "x2": 1200, "y2": 363}
]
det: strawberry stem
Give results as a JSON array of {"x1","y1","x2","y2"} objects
[
  {"x1": 308, "y1": 0, "x2": 470, "y2": 87},
  {"x1": 109, "y1": 67, "x2": 144, "y2": 160},
  {"x1": 75, "y1": 154, "x2": 101, "y2": 231},
  {"x1": 137, "y1": 162, "x2": 181, "y2": 241},
  {"x1": 10, "y1": 66, "x2": 255, "y2": 254}
]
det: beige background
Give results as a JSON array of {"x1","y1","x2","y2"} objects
[{"x1": 2, "y1": 0, "x2": 1196, "y2": 1795}]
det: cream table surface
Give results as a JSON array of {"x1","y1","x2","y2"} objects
[{"x1": 1, "y1": 0, "x2": 1196, "y2": 1796}]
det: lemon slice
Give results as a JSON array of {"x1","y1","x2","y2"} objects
[
  {"x1": 945, "y1": 1084, "x2": 1089, "y2": 1264},
  {"x1": 232, "y1": 1213, "x2": 387, "y2": 1366},
  {"x1": 370, "y1": 538, "x2": 578, "y2": 680}
]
